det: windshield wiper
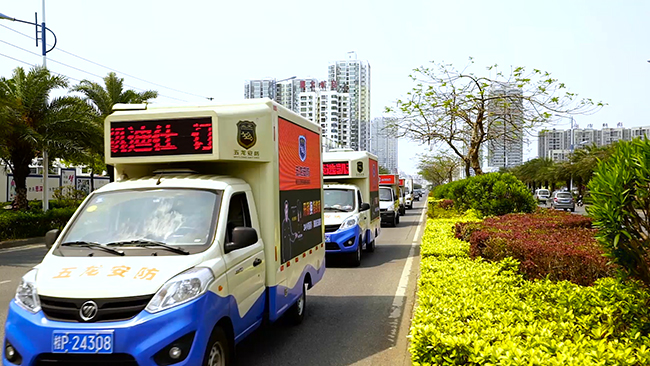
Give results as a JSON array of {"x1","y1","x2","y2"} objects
[
  {"x1": 106, "y1": 239, "x2": 190, "y2": 255},
  {"x1": 60, "y1": 241, "x2": 125, "y2": 256},
  {"x1": 324, "y1": 207, "x2": 349, "y2": 212}
]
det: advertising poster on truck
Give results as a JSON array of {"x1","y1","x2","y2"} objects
[
  {"x1": 278, "y1": 117, "x2": 323, "y2": 263},
  {"x1": 369, "y1": 158, "x2": 379, "y2": 221}
]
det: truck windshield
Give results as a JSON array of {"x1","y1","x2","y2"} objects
[
  {"x1": 379, "y1": 188, "x2": 393, "y2": 201},
  {"x1": 61, "y1": 189, "x2": 221, "y2": 247},
  {"x1": 324, "y1": 189, "x2": 355, "y2": 212}
]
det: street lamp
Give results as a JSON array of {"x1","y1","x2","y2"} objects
[
  {"x1": 555, "y1": 114, "x2": 577, "y2": 192},
  {"x1": 1, "y1": 2, "x2": 57, "y2": 211}
]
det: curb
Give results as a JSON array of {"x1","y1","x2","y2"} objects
[{"x1": 0, "y1": 237, "x2": 45, "y2": 250}]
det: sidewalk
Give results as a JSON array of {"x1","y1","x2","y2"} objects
[{"x1": 0, "y1": 237, "x2": 44, "y2": 250}]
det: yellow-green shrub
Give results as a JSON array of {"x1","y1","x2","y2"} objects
[{"x1": 411, "y1": 215, "x2": 650, "y2": 365}]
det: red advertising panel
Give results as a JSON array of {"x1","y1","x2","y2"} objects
[
  {"x1": 323, "y1": 161, "x2": 349, "y2": 176},
  {"x1": 399, "y1": 178, "x2": 405, "y2": 186},
  {"x1": 369, "y1": 158, "x2": 379, "y2": 221},
  {"x1": 278, "y1": 117, "x2": 322, "y2": 263},
  {"x1": 379, "y1": 175, "x2": 396, "y2": 185}
]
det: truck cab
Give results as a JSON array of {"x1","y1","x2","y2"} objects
[
  {"x1": 322, "y1": 150, "x2": 380, "y2": 266},
  {"x1": 378, "y1": 174, "x2": 400, "y2": 227},
  {"x1": 3, "y1": 100, "x2": 325, "y2": 366}
]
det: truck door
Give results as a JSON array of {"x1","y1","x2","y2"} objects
[
  {"x1": 223, "y1": 192, "x2": 266, "y2": 326},
  {"x1": 357, "y1": 190, "x2": 369, "y2": 240}
]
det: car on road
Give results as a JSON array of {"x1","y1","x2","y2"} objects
[
  {"x1": 534, "y1": 189, "x2": 551, "y2": 204},
  {"x1": 550, "y1": 191, "x2": 576, "y2": 212}
]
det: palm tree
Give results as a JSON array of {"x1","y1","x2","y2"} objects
[
  {"x1": 71, "y1": 72, "x2": 158, "y2": 183},
  {"x1": 0, "y1": 66, "x2": 101, "y2": 210}
]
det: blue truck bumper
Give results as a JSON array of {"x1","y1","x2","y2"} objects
[
  {"x1": 324, "y1": 225, "x2": 361, "y2": 253},
  {"x1": 3, "y1": 292, "x2": 222, "y2": 366}
]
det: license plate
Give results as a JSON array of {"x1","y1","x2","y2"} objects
[{"x1": 52, "y1": 331, "x2": 114, "y2": 354}]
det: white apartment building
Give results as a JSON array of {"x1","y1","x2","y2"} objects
[
  {"x1": 539, "y1": 122, "x2": 650, "y2": 161},
  {"x1": 328, "y1": 52, "x2": 371, "y2": 151},
  {"x1": 244, "y1": 79, "x2": 276, "y2": 100},
  {"x1": 369, "y1": 117, "x2": 398, "y2": 173}
]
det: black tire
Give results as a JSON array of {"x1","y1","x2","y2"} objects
[
  {"x1": 287, "y1": 282, "x2": 308, "y2": 325},
  {"x1": 571, "y1": 208, "x2": 575, "y2": 212},
  {"x1": 395, "y1": 214, "x2": 400, "y2": 225},
  {"x1": 349, "y1": 242, "x2": 362, "y2": 267},
  {"x1": 366, "y1": 237, "x2": 376, "y2": 252},
  {"x1": 203, "y1": 326, "x2": 231, "y2": 366},
  {"x1": 389, "y1": 215, "x2": 396, "y2": 227}
]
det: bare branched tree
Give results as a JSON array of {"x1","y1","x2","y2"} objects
[
  {"x1": 386, "y1": 58, "x2": 604, "y2": 176},
  {"x1": 417, "y1": 152, "x2": 462, "y2": 187}
]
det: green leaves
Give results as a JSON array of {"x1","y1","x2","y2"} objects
[{"x1": 411, "y1": 214, "x2": 650, "y2": 365}]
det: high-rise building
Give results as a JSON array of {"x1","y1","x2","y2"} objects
[
  {"x1": 486, "y1": 85, "x2": 524, "y2": 168},
  {"x1": 369, "y1": 117, "x2": 398, "y2": 173},
  {"x1": 327, "y1": 52, "x2": 371, "y2": 151},
  {"x1": 244, "y1": 79, "x2": 277, "y2": 100}
]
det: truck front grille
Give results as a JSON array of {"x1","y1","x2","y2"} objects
[
  {"x1": 324, "y1": 225, "x2": 340, "y2": 233},
  {"x1": 39, "y1": 295, "x2": 153, "y2": 323}
]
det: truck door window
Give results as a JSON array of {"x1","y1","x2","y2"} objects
[
  {"x1": 357, "y1": 191, "x2": 363, "y2": 207},
  {"x1": 226, "y1": 193, "x2": 252, "y2": 243}
]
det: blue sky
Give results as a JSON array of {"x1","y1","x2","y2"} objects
[{"x1": 1, "y1": 0, "x2": 648, "y2": 175}]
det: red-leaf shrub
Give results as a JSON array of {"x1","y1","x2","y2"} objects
[
  {"x1": 457, "y1": 208, "x2": 614, "y2": 285},
  {"x1": 439, "y1": 199, "x2": 454, "y2": 210}
]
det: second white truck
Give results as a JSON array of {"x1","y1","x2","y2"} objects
[{"x1": 322, "y1": 149, "x2": 381, "y2": 266}]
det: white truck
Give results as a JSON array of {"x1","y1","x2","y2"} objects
[
  {"x1": 3, "y1": 99, "x2": 325, "y2": 366},
  {"x1": 322, "y1": 149, "x2": 380, "y2": 266},
  {"x1": 378, "y1": 174, "x2": 401, "y2": 227},
  {"x1": 404, "y1": 177, "x2": 414, "y2": 209}
]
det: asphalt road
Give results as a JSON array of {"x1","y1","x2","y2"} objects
[{"x1": 0, "y1": 201, "x2": 427, "y2": 365}]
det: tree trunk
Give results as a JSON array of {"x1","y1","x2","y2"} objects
[
  {"x1": 11, "y1": 150, "x2": 33, "y2": 211},
  {"x1": 469, "y1": 146, "x2": 483, "y2": 175},
  {"x1": 464, "y1": 161, "x2": 471, "y2": 178}
]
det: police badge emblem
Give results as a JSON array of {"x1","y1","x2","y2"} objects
[
  {"x1": 299, "y1": 135, "x2": 307, "y2": 162},
  {"x1": 237, "y1": 120, "x2": 257, "y2": 149},
  {"x1": 357, "y1": 161, "x2": 364, "y2": 173}
]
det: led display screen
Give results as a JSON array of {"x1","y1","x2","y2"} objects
[
  {"x1": 323, "y1": 162, "x2": 349, "y2": 176},
  {"x1": 110, "y1": 117, "x2": 213, "y2": 157}
]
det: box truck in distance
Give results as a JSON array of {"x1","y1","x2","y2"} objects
[
  {"x1": 322, "y1": 149, "x2": 380, "y2": 266},
  {"x1": 3, "y1": 99, "x2": 325, "y2": 366},
  {"x1": 378, "y1": 174, "x2": 400, "y2": 227}
]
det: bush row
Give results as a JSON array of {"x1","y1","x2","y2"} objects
[
  {"x1": 454, "y1": 209, "x2": 613, "y2": 286},
  {"x1": 0, "y1": 207, "x2": 76, "y2": 241},
  {"x1": 411, "y1": 215, "x2": 650, "y2": 365},
  {"x1": 432, "y1": 173, "x2": 537, "y2": 217}
]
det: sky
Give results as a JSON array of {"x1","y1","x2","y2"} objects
[{"x1": 1, "y1": 0, "x2": 649, "y2": 176}]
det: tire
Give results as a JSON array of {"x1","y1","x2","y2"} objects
[
  {"x1": 349, "y1": 242, "x2": 362, "y2": 267},
  {"x1": 287, "y1": 281, "x2": 308, "y2": 325},
  {"x1": 366, "y1": 237, "x2": 375, "y2": 252},
  {"x1": 395, "y1": 214, "x2": 400, "y2": 225},
  {"x1": 203, "y1": 326, "x2": 231, "y2": 366},
  {"x1": 390, "y1": 215, "x2": 397, "y2": 227},
  {"x1": 571, "y1": 208, "x2": 575, "y2": 212}
]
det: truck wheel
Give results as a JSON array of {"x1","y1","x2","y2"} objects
[
  {"x1": 395, "y1": 215, "x2": 400, "y2": 225},
  {"x1": 350, "y1": 242, "x2": 362, "y2": 267},
  {"x1": 203, "y1": 326, "x2": 230, "y2": 366},
  {"x1": 390, "y1": 215, "x2": 397, "y2": 227},
  {"x1": 366, "y1": 238, "x2": 375, "y2": 252},
  {"x1": 287, "y1": 282, "x2": 308, "y2": 325}
]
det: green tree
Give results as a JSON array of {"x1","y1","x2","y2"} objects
[
  {"x1": 418, "y1": 152, "x2": 462, "y2": 187},
  {"x1": 0, "y1": 66, "x2": 100, "y2": 210},
  {"x1": 72, "y1": 72, "x2": 158, "y2": 183},
  {"x1": 378, "y1": 165, "x2": 390, "y2": 174},
  {"x1": 386, "y1": 58, "x2": 603, "y2": 176}
]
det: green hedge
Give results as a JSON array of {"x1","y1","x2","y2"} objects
[
  {"x1": 0, "y1": 207, "x2": 76, "y2": 241},
  {"x1": 432, "y1": 173, "x2": 536, "y2": 217},
  {"x1": 411, "y1": 213, "x2": 650, "y2": 365}
]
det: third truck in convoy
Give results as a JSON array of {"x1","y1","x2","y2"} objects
[{"x1": 322, "y1": 149, "x2": 381, "y2": 266}]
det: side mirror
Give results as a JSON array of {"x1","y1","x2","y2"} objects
[
  {"x1": 360, "y1": 203, "x2": 370, "y2": 211},
  {"x1": 45, "y1": 229, "x2": 61, "y2": 249},
  {"x1": 225, "y1": 227, "x2": 258, "y2": 253}
]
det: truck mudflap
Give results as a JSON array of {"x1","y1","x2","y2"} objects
[
  {"x1": 323, "y1": 225, "x2": 361, "y2": 253},
  {"x1": 268, "y1": 261, "x2": 325, "y2": 323},
  {"x1": 3, "y1": 289, "x2": 267, "y2": 365}
]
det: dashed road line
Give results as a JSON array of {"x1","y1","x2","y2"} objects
[{"x1": 0, "y1": 244, "x2": 45, "y2": 254}]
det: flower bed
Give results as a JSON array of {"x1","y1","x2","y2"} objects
[
  {"x1": 454, "y1": 209, "x2": 613, "y2": 286},
  {"x1": 411, "y1": 214, "x2": 650, "y2": 365}
]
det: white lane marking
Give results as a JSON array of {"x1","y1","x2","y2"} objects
[
  {"x1": 388, "y1": 206, "x2": 428, "y2": 339},
  {"x1": 0, "y1": 280, "x2": 11, "y2": 285},
  {"x1": 0, "y1": 244, "x2": 45, "y2": 254}
]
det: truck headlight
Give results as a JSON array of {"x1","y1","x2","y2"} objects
[
  {"x1": 386, "y1": 205, "x2": 394, "y2": 212},
  {"x1": 146, "y1": 267, "x2": 214, "y2": 313},
  {"x1": 15, "y1": 269, "x2": 40, "y2": 313},
  {"x1": 339, "y1": 215, "x2": 359, "y2": 230}
]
